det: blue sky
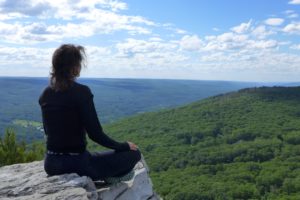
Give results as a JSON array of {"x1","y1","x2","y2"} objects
[{"x1": 0, "y1": 0, "x2": 300, "y2": 82}]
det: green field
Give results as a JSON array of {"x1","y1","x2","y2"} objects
[{"x1": 12, "y1": 119, "x2": 42, "y2": 128}]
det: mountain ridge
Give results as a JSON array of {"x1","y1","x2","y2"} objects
[
  {"x1": 97, "y1": 86, "x2": 300, "y2": 199},
  {"x1": 1, "y1": 85, "x2": 300, "y2": 199},
  {"x1": 0, "y1": 77, "x2": 266, "y2": 141}
]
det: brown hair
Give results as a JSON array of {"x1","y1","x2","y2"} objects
[{"x1": 50, "y1": 44, "x2": 86, "y2": 92}]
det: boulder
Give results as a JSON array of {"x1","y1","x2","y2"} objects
[{"x1": 0, "y1": 154, "x2": 162, "y2": 200}]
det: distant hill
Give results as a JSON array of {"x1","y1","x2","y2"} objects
[
  {"x1": 0, "y1": 77, "x2": 265, "y2": 141},
  {"x1": 281, "y1": 82, "x2": 300, "y2": 87},
  {"x1": 100, "y1": 86, "x2": 300, "y2": 200}
]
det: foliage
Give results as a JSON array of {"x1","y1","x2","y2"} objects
[
  {"x1": 0, "y1": 77, "x2": 261, "y2": 141},
  {"x1": 3, "y1": 86, "x2": 300, "y2": 199},
  {"x1": 0, "y1": 128, "x2": 45, "y2": 167},
  {"x1": 97, "y1": 86, "x2": 300, "y2": 200}
]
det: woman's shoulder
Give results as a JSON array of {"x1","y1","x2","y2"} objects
[
  {"x1": 73, "y1": 81, "x2": 92, "y2": 94},
  {"x1": 38, "y1": 82, "x2": 93, "y2": 104},
  {"x1": 72, "y1": 82, "x2": 94, "y2": 103},
  {"x1": 38, "y1": 86, "x2": 51, "y2": 105}
]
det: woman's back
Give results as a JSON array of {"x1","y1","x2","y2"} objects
[
  {"x1": 39, "y1": 81, "x2": 90, "y2": 153},
  {"x1": 40, "y1": 44, "x2": 141, "y2": 183}
]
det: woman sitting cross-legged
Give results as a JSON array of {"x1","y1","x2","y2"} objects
[{"x1": 38, "y1": 44, "x2": 141, "y2": 184}]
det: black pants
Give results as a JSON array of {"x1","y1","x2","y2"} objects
[{"x1": 44, "y1": 149, "x2": 142, "y2": 181}]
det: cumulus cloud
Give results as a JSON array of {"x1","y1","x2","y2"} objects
[
  {"x1": 198, "y1": 48, "x2": 300, "y2": 77},
  {"x1": 290, "y1": 44, "x2": 300, "y2": 49},
  {"x1": 116, "y1": 38, "x2": 178, "y2": 57},
  {"x1": 162, "y1": 23, "x2": 188, "y2": 35},
  {"x1": 0, "y1": 22, "x2": 63, "y2": 43},
  {"x1": 0, "y1": 0, "x2": 129, "y2": 18},
  {"x1": 175, "y1": 28, "x2": 187, "y2": 34},
  {"x1": 216, "y1": 32, "x2": 248, "y2": 43},
  {"x1": 251, "y1": 25, "x2": 274, "y2": 39},
  {"x1": 178, "y1": 29, "x2": 278, "y2": 54},
  {"x1": 111, "y1": 38, "x2": 192, "y2": 72},
  {"x1": 289, "y1": 0, "x2": 300, "y2": 4},
  {"x1": 283, "y1": 22, "x2": 300, "y2": 34},
  {"x1": 0, "y1": 0, "x2": 298, "y2": 81},
  {"x1": 0, "y1": 45, "x2": 113, "y2": 72},
  {"x1": 203, "y1": 32, "x2": 249, "y2": 51},
  {"x1": 149, "y1": 37, "x2": 163, "y2": 42},
  {"x1": 247, "y1": 40, "x2": 278, "y2": 49},
  {"x1": 0, "y1": 0, "x2": 51, "y2": 16},
  {"x1": 180, "y1": 35, "x2": 203, "y2": 51},
  {"x1": 265, "y1": 18, "x2": 284, "y2": 26},
  {"x1": 231, "y1": 20, "x2": 252, "y2": 34},
  {"x1": 0, "y1": 46, "x2": 53, "y2": 68},
  {"x1": 0, "y1": 0, "x2": 155, "y2": 44}
]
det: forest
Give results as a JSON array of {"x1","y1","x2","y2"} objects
[
  {"x1": 1, "y1": 86, "x2": 300, "y2": 199},
  {"x1": 0, "y1": 77, "x2": 264, "y2": 140}
]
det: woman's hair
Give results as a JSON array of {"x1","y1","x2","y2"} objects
[{"x1": 50, "y1": 44, "x2": 86, "y2": 92}]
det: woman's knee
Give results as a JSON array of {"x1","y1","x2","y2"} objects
[
  {"x1": 133, "y1": 148, "x2": 142, "y2": 162},
  {"x1": 116, "y1": 148, "x2": 142, "y2": 163}
]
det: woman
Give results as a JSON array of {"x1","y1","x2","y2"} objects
[{"x1": 38, "y1": 44, "x2": 141, "y2": 184}]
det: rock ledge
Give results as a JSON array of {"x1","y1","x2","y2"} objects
[{"x1": 0, "y1": 154, "x2": 162, "y2": 200}]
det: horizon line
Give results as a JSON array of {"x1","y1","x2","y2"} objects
[{"x1": 0, "y1": 75, "x2": 298, "y2": 84}]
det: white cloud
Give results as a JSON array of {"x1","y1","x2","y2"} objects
[
  {"x1": 203, "y1": 32, "x2": 277, "y2": 52},
  {"x1": 0, "y1": 45, "x2": 119, "y2": 77},
  {"x1": 285, "y1": 10, "x2": 294, "y2": 14},
  {"x1": 0, "y1": 46, "x2": 53, "y2": 68},
  {"x1": 162, "y1": 23, "x2": 188, "y2": 35},
  {"x1": 181, "y1": 30, "x2": 278, "y2": 54},
  {"x1": 247, "y1": 40, "x2": 278, "y2": 49},
  {"x1": 265, "y1": 18, "x2": 284, "y2": 26},
  {"x1": 283, "y1": 22, "x2": 300, "y2": 34},
  {"x1": 113, "y1": 40, "x2": 188, "y2": 72},
  {"x1": 289, "y1": 0, "x2": 300, "y2": 4},
  {"x1": 290, "y1": 44, "x2": 300, "y2": 50},
  {"x1": 198, "y1": 49, "x2": 300, "y2": 77},
  {"x1": 203, "y1": 32, "x2": 249, "y2": 51},
  {"x1": 175, "y1": 28, "x2": 187, "y2": 34},
  {"x1": 284, "y1": 10, "x2": 299, "y2": 18},
  {"x1": 0, "y1": 0, "x2": 298, "y2": 81},
  {"x1": 0, "y1": 45, "x2": 111, "y2": 69},
  {"x1": 180, "y1": 35, "x2": 203, "y2": 51},
  {"x1": 86, "y1": 46, "x2": 111, "y2": 59},
  {"x1": 0, "y1": 0, "x2": 155, "y2": 44},
  {"x1": 217, "y1": 32, "x2": 248, "y2": 43},
  {"x1": 0, "y1": 0, "x2": 51, "y2": 17},
  {"x1": 231, "y1": 20, "x2": 252, "y2": 34},
  {"x1": 105, "y1": 0, "x2": 128, "y2": 12},
  {"x1": 0, "y1": 0, "x2": 129, "y2": 18},
  {"x1": 149, "y1": 37, "x2": 163, "y2": 42},
  {"x1": 116, "y1": 38, "x2": 178, "y2": 57},
  {"x1": 288, "y1": 13, "x2": 299, "y2": 18},
  {"x1": 251, "y1": 25, "x2": 274, "y2": 39}
]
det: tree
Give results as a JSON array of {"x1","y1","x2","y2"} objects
[
  {"x1": 0, "y1": 128, "x2": 24, "y2": 166},
  {"x1": 0, "y1": 128, "x2": 45, "y2": 166}
]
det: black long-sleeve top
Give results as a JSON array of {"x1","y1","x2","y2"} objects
[{"x1": 38, "y1": 81, "x2": 130, "y2": 153}]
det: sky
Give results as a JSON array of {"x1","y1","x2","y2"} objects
[{"x1": 0, "y1": 0, "x2": 300, "y2": 82}]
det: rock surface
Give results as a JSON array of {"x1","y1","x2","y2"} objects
[{"x1": 0, "y1": 154, "x2": 162, "y2": 200}]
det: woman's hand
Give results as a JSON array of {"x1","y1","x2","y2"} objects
[{"x1": 127, "y1": 141, "x2": 138, "y2": 151}]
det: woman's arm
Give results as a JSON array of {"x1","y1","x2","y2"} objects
[{"x1": 78, "y1": 86, "x2": 130, "y2": 151}]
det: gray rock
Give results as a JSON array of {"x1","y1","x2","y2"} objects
[{"x1": 0, "y1": 153, "x2": 162, "y2": 200}]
